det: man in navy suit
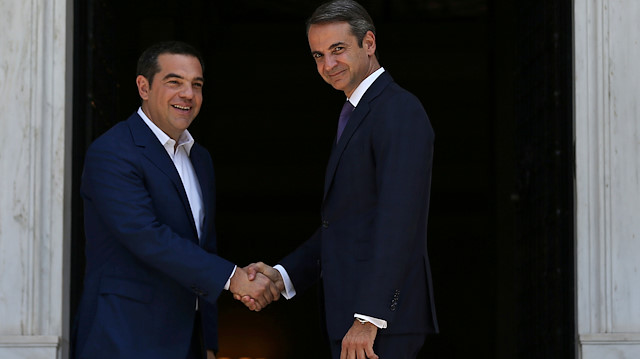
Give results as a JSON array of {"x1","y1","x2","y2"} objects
[
  {"x1": 72, "y1": 41, "x2": 280, "y2": 359},
  {"x1": 243, "y1": 1, "x2": 439, "y2": 358}
]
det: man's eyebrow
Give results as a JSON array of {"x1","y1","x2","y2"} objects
[
  {"x1": 162, "y1": 73, "x2": 205, "y2": 83},
  {"x1": 311, "y1": 42, "x2": 347, "y2": 56},
  {"x1": 162, "y1": 73, "x2": 183, "y2": 81},
  {"x1": 328, "y1": 41, "x2": 347, "y2": 50}
]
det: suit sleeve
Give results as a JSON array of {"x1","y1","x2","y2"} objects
[
  {"x1": 357, "y1": 92, "x2": 435, "y2": 321},
  {"x1": 81, "y1": 139, "x2": 235, "y2": 304},
  {"x1": 279, "y1": 227, "x2": 323, "y2": 295}
]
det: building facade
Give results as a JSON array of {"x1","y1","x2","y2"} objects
[{"x1": 0, "y1": 0, "x2": 639, "y2": 358}]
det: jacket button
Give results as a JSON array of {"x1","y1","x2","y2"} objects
[{"x1": 322, "y1": 220, "x2": 329, "y2": 228}]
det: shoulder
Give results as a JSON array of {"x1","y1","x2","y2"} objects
[
  {"x1": 370, "y1": 82, "x2": 434, "y2": 139},
  {"x1": 87, "y1": 114, "x2": 140, "y2": 153},
  {"x1": 84, "y1": 116, "x2": 142, "y2": 169},
  {"x1": 373, "y1": 82, "x2": 429, "y2": 120},
  {"x1": 381, "y1": 81, "x2": 423, "y2": 107}
]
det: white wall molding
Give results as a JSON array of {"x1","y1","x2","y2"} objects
[
  {"x1": 0, "y1": 0, "x2": 72, "y2": 357},
  {"x1": 580, "y1": 333, "x2": 640, "y2": 345},
  {"x1": 0, "y1": 336, "x2": 60, "y2": 348},
  {"x1": 580, "y1": 334, "x2": 640, "y2": 358},
  {"x1": 0, "y1": 336, "x2": 60, "y2": 359},
  {"x1": 574, "y1": 0, "x2": 612, "y2": 335},
  {"x1": 575, "y1": 0, "x2": 640, "y2": 356}
]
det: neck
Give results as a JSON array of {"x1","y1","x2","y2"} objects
[{"x1": 345, "y1": 64, "x2": 382, "y2": 98}]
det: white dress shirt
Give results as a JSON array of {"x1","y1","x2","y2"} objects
[{"x1": 275, "y1": 67, "x2": 388, "y2": 329}]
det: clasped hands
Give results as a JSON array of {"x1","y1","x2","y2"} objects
[{"x1": 228, "y1": 262, "x2": 283, "y2": 311}]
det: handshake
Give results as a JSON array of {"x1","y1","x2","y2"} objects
[{"x1": 228, "y1": 262, "x2": 284, "y2": 311}]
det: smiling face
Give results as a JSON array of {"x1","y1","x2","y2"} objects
[
  {"x1": 136, "y1": 53, "x2": 204, "y2": 140},
  {"x1": 308, "y1": 21, "x2": 379, "y2": 98}
]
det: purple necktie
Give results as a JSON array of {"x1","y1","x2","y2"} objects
[{"x1": 337, "y1": 100, "x2": 355, "y2": 142}]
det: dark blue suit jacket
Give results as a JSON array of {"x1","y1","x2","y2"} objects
[
  {"x1": 281, "y1": 72, "x2": 439, "y2": 341},
  {"x1": 73, "y1": 113, "x2": 235, "y2": 358}
]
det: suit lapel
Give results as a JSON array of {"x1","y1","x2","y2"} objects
[
  {"x1": 127, "y1": 114, "x2": 198, "y2": 238},
  {"x1": 322, "y1": 72, "x2": 394, "y2": 202},
  {"x1": 323, "y1": 102, "x2": 369, "y2": 198},
  {"x1": 190, "y1": 144, "x2": 213, "y2": 241}
]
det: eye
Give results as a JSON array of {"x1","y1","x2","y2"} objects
[
  {"x1": 312, "y1": 53, "x2": 323, "y2": 59},
  {"x1": 193, "y1": 82, "x2": 203, "y2": 88},
  {"x1": 333, "y1": 46, "x2": 345, "y2": 54}
]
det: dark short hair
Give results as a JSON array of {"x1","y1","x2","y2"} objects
[
  {"x1": 136, "y1": 41, "x2": 204, "y2": 87},
  {"x1": 307, "y1": 0, "x2": 376, "y2": 51}
]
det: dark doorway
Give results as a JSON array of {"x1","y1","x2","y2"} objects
[{"x1": 71, "y1": 1, "x2": 574, "y2": 358}]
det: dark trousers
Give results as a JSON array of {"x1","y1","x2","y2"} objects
[
  {"x1": 186, "y1": 311, "x2": 204, "y2": 359},
  {"x1": 330, "y1": 334, "x2": 425, "y2": 359}
]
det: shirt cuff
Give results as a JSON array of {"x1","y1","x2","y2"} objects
[
  {"x1": 354, "y1": 314, "x2": 387, "y2": 329},
  {"x1": 224, "y1": 265, "x2": 237, "y2": 291},
  {"x1": 273, "y1": 264, "x2": 296, "y2": 299}
]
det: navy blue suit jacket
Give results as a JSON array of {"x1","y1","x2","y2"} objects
[
  {"x1": 280, "y1": 72, "x2": 439, "y2": 341},
  {"x1": 73, "y1": 113, "x2": 235, "y2": 358}
]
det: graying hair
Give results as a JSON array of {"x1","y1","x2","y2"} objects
[{"x1": 306, "y1": 0, "x2": 377, "y2": 51}]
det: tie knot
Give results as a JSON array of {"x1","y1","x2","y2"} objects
[{"x1": 339, "y1": 100, "x2": 355, "y2": 119}]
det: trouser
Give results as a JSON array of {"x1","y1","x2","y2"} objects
[{"x1": 186, "y1": 311, "x2": 205, "y2": 359}]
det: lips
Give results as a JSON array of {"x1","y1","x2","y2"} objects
[
  {"x1": 328, "y1": 69, "x2": 346, "y2": 78},
  {"x1": 172, "y1": 104, "x2": 191, "y2": 111}
]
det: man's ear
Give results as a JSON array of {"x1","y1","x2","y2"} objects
[
  {"x1": 363, "y1": 30, "x2": 376, "y2": 56},
  {"x1": 136, "y1": 75, "x2": 150, "y2": 100}
]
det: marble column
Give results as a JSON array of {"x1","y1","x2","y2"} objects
[
  {"x1": 0, "y1": 0, "x2": 73, "y2": 358},
  {"x1": 575, "y1": 0, "x2": 640, "y2": 357}
]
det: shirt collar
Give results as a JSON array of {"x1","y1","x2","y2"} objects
[
  {"x1": 347, "y1": 67, "x2": 385, "y2": 107},
  {"x1": 137, "y1": 107, "x2": 195, "y2": 155}
]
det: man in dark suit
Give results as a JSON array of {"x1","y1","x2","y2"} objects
[
  {"x1": 242, "y1": 1, "x2": 438, "y2": 358},
  {"x1": 72, "y1": 41, "x2": 280, "y2": 359}
]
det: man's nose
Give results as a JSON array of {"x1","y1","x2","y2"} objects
[
  {"x1": 324, "y1": 55, "x2": 338, "y2": 71},
  {"x1": 180, "y1": 85, "x2": 194, "y2": 98}
]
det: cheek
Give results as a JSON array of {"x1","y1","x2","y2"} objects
[{"x1": 158, "y1": 92, "x2": 173, "y2": 104}]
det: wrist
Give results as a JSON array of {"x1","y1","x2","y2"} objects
[{"x1": 228, "y1": 266, "x2": 246, "y2": 293}]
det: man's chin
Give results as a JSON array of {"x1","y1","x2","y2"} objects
[
  {"x1": 328, "y1": 82, "x2": 345, "y2": 92},
  {"x1": 173, "y1": 118, "x2": 195, "y2": 130}
]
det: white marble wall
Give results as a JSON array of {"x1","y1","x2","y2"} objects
[
  {"x1": 575, "y1": 0, "x2": 640, "y2": 357},
  {"x1": 0, "y1": 0, "x2": 72, "y2": 357}
]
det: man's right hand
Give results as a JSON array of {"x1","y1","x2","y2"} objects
[
  {"x1": 228, "y1": 266, "x2": 280, "y2": 311},
  {"x1": 234, "y1": 262, "x2": 285, "y2": 307},
  {"x1": 246, "y1": 262, "x2": 285, "y2": 291}
]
